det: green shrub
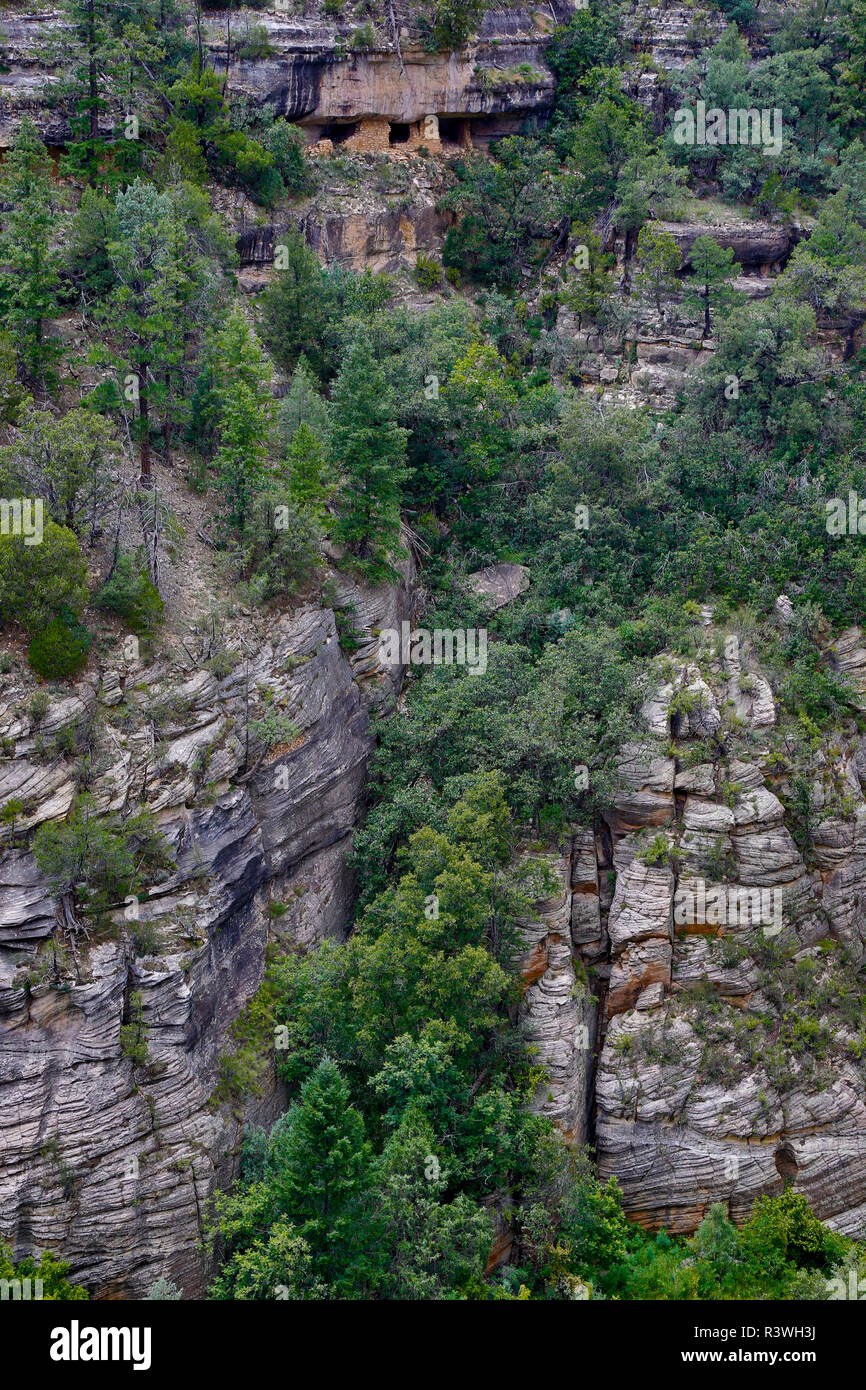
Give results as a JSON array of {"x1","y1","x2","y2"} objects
[
  {"x1": 242, "y1": 495, "x2": 322, "y2": 604},
  {"x1": 414, "y1": 253, "x2": 443, "y2": 290},
  {"x1": 0, "y1": 1241, "x2": 89, "y2": 1300},
  {"x1": 0, "y1": 522, "x2": 88, "y2": 633},
  {"x1": 350, "y1": 22, "x2": 376, "y2": 50},
  {"x1": 94, "y1": 555, "x2": 164, "y2": 636},
  {"x1": 28, "y1": 689, "x2": 50, "y2": 724},
  {"x1": 261, "y1": 119, "x2": 314, "y2": 196},
  {"x1": 237, "y1": 23, "x2": 273, "y2": 60},
  {"x1": 33, "y1": 796, "x2": 174, "y2": 917},
  {"x1": 120, "y1": 990, "x2": 149, "y2": 1065},
  {"x1": 131, "y1": 918, "x2": 162, "y2": 958},
  {"x1": 638, "y1": 833, "x2": 670, "y2": 866},
  {"x1": 212, "y1": 129, "x2": 282, "y2": 207},
  {"x1": 28, "y1": 615, "x2": 91, "y2": 680}
]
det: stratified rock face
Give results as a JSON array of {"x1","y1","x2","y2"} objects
[
  {"x1": 656, "y1": 220, "x2": 800, "y2": 275},
  {"x1": 208, "y1": 7, "x2": 556, "y2": 137},
  {"x1": 516, "y1": 846, "x2": 596, "y2": 1144},
  {"x1": 587, "y1": 615, "x2": 866, "y2": 1237},
  {"x1": 0, "y1": 5, "x2": 561, "y2": 148},
  {"x1": 830, "y1": 627, "x2": 866, "y2": 711},
  {"x1": 510, "y1": 609, "x2": 866, "y2": 1240},
  {"x1": 0, "y1": 561, "x2": 413, "y2": 1297}
]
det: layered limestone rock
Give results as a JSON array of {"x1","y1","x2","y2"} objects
[
  {"x1": 206, "y1": 7, "x2": 557, "y2": 143},
  {"x1": 512, "y1": 606, "x2": 866, "y2": 1240},
  {"x1": 0, "y1": 4, "x2": 562, "y2": 149},
  {"x1": 516, "y1": 845, "x2": 596, "y2": 1145},
  {"x1": 557, "y1": 206, "x2": 812, "y2": 409},
  {"x1": 589, "y1": 615, "x2": 866, "y2": 1236},
  {"x1": 0, "y1": 559, "x2": 414, "y2": 1297}
]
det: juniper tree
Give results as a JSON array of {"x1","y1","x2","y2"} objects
[{"x1": 0, "y1": 403, "x2": 116, "y2": 538}]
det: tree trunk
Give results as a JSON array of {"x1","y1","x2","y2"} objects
[
  {"x1": 139, "y1": 370, "x2": 151, "y2": 485},
  {"x1": 223, "y1": 8, "x2": 232, "y2": 97},
  {"x1": 87, "y1": 0, "x2": 99, "y2": 185},
  {"x1": 163, "y1": 370, "x2": 172, "y2": 467}
]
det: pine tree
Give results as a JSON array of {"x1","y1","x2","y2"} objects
[
  {"x1": 257, "y1": 230, "x2": 337, "y2": 378},
  {"x1": 278, "y1": 355, "x2": 329, "y2": 451},
  {"x1": 634, "y1": 222, "x2": 681, "y2": 315},
  {"x1": 285, "y1": 422, "x2": 332, "y2": 523},
  {"x1": 684, "y1": 234, "x2": 741, "y2": 336},
  {"x1": 372, "y1": 1108, "x2": 492, "y2": 1299},
  {"x1": 329, "y1": 340, "x2": 410, "y2": 580},
  {"x1": 103, "y1": 180, "x2": 197, "y2": 484},
  {"x1": 212, "y1": 309, "x2": 272, "y2": 533},
  {"x1": 273, "y1": 1058, "x2": 379, "y2": 1293},
  {"x1": 0, "y1": 119, "x2": 61, "y2": 383},
  {"x1": 52, "y1": 0, "x2": 166, "y2": 187}
]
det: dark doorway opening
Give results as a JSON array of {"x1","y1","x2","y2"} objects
[
  {"x1": 323, "y1": 121, "x2": 358, "y2": 145},
  {"x1": 389, "y1": 122, "x2": 411, "y2": 144},
  {"x1": 438, "y1": 117, "x2": 464, "y2": 145}
]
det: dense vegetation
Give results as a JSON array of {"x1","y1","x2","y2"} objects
[{"x1": 1, "y1": 0, "x2": 865, "y2": 1300}]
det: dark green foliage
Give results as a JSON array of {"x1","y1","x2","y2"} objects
[
  {"x1": 241, "y1": 494, "x2": 322, "y2": 604},
  {"x1": 94, "y1": 554, "x2": 165, "y2": 636},
  {"x1": 120, "y1": 990, "x2": 149, "y2": 1066},
  {"x1": 0, "y1": 119, "x2": 62, "y2": 383},
  {"x1": 7, "y1": 0, "x2": 864, "y2": 1306},
  {"x1": 683, "y1": 234, "x2": 742, "y2": 336},
  {"x1": 209, "y1": 1059, "x2": 381, "y2": 1297},
  {"x1": 261, "y1": 120, "x2": 314, "y2": 196},
  {"x1": 168, "y1": 66, "x2": 282, "y2": 206},
  {"x1": 427, "y1": 0, "x2": 486, "y2": 50},
  {"x1": 257, "y1": 231, "x2": 391, "y2": 380},
  {"x1": 67, "y1": 187, "x2": 117, "y2": 299},
  {"x1": 28, "y1": 614, "x2": 91, "y2": 680},
  {"x1": 329, "y1": 338, "x2": 410, "y2": 579},
  {"x1": 0, "y1": 522, "x2": 89, "y2": 633},
  {"x1": 441, "y1": 137, "x2": 571, "y2": 289},
  {"x1": 33, "y1": 796, "x2": 174, "y2": 917},
  {"x1": 546, "y1": 4, "x2": 625, "y2": 152},
  {"x1": 667, "y1": 26, "x2": 841, "y2": 200}
]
